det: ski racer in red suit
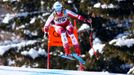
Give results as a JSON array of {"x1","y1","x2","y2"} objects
[{"x1": 43, "y1": 1, "x2": 92, "y2": 56}]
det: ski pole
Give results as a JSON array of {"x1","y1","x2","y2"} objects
[{"x1": 89, "y1": 23, "x2": 98, "y2": 58}]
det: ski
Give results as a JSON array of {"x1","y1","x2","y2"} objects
[
  {"x1": 71, "y1": 53, "x2": 85, "y2": 64},
  {"x1": 60, "y1": 54, "x2": 75, "y2": 60},
  {"x1": 60, "y1": 53, "x2": 85, "y2": 64}
]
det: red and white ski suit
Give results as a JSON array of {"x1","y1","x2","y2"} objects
[{"x1": 44, "y1": 9, "x2": 86, "y2": 55}]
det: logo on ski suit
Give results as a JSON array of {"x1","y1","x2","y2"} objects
[{"x1": 53, "y1": 10, "x2": 68, "y2": 24}]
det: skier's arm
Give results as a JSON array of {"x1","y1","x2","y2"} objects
[
  {"x1": 66, "y1": 9, "x2": 92, "y2": 24},
  {"x1": 43, "y1": 13, "x2": 54, "y2": 33}
]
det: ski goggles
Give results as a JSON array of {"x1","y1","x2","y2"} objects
[{"x1": 54, "y1": 6, "x2": 62, "y2": 12}]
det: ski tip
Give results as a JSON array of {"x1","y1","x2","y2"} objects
[
  {"x1": 60, "y1": 54, "x2": 75, "y2": 60},
  {"x1": 71, "y1": 53, "x2": 85, "y2": 64}
]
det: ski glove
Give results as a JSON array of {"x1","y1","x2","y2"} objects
[{"x1": 43, "y1": 26, "x2": 49, "y2": 33}]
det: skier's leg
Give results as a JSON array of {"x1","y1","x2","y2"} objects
[
  {"x1": 69, "y1": 34, "x2": 81, "y2": 55},
  {"x1": 54, "y1": 25, "x2": 70, "y2": 55},
  {"x1": 61, "y1": 32, "x2": 71, "y2": 55},
  {"x1": 66, "y1": 23, "x2": 81, "y2": 55}
]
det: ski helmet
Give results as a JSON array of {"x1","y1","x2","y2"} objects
[{"x1": 53, "y1": 1, "x2": 63, "y2": 12}]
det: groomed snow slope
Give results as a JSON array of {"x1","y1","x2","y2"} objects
[{"x1": 0, "y1": 66, "x2": 128, "y2": 75}]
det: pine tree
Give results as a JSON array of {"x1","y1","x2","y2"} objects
[{"x1": 0, "y1": 0, "x2": 134, "y2": 73}]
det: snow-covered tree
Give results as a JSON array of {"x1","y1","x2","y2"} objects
[{"x1": 0, "y1": 0, "x2": 134, "y2": 74}]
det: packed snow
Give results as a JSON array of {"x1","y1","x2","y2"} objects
[{"x1": 0, "y1": 66, "x2": 127, "y2": 75}]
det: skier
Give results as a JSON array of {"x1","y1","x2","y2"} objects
[{"x1": 43, "y1": 1, "x2": 92, "y2": 56}]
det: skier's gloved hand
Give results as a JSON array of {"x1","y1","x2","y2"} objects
[
  {"x1": 43, "y1": 32, "x2": 48, "y2": 39},
  {"x1": 43, "y1": 26, "x2": 49, "y2": 33},
  {"x1": 84, "y1": 18, "x2": 92, "y2": 24}
]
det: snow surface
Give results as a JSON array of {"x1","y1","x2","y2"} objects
[
  {"x1": 2, "y1": 13, "x2": 15, "y2": 24},
  {"x1": 89, "y1": 38, "x2": 105, "y2": 56},
  {"x1": 21, "y1": 48, "x2": 47, "y2": 59},
  {"x1": 89, "y1": 32, "x2": 134, "y2": 56},
  {"x1": 109, "y1": 33, "x2": 134, "y2": 47},
  {"x1": 0, "y1": 66, "x2": 127, "y2": 75},
  {"x1": 93, "y1": 3, "x2": 101, "y2": 8},
  {"x1": 2, "y1": 12, "x2": 49, "y2": 24},
  {"x1": 0, "y1": 40, "x2": 47, "y2": 59},
  {"x1": 93, "y1": 3, "x2": 116, "y2": 9},
  {"x1": 0, "y1": 40, "x2": 37, "y2": 55},
  {"x1": 30, "y1": 17, "x2": 36, "y2": 24},
  {"x1": 0, "y1": 6, "x2": 134, "y2": 75},
  {"x1": 78, "y1": 23, "x2": 90, "y2": 32},
  {"x1": 128, "y1": 67, "x2": 134, "y2": 74}
]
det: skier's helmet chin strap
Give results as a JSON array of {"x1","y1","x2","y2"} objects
[{"x1": 53, "y1": 1, "x2": 63, "y2": 13}]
